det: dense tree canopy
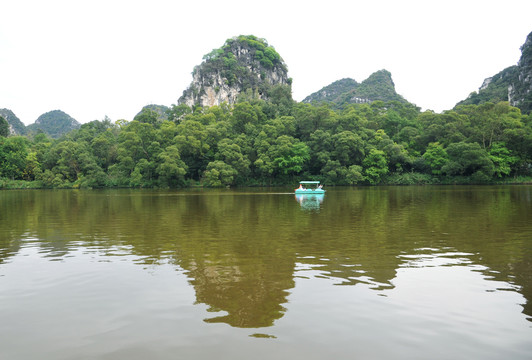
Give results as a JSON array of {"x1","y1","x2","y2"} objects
[
  {"x1": 0, "y1": 116, "x2": 9, "y2": 137},
  {"x1": 1, "y1": 97, "x2": 532, "y2": 188}
]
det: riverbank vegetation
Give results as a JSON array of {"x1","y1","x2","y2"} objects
[{"x1": 1, "y1": 96, "x2": 532, "y2": 188}]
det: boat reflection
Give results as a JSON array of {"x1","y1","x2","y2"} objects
[{"x1": 295, "y1": 193, "x2": 324, "y2": 211}]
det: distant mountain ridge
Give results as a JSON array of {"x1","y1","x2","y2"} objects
[
  {"x1": 302, "y1": 69, "x2": 408, "y2": 108},
  {"x1": 3, "y1": 30, "x2": 532, "y2": 140},
  {"x1": 0, "y1": 108, "x2": 81, "y2": 138}
]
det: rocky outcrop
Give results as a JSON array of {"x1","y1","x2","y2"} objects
[
  {"x1": 178, "y1": 35, "x2": 290, "y2": 108},
  {"x1": 480, "y1": 77, "x2": 493, "y2": 91}
]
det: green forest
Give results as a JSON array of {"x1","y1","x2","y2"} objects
[{"x1": 1, "y1": 94, "x2": 532, "y2": 189}]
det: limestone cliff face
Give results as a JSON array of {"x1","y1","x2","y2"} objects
[
  {"x1": 178, "y1": 36, "x2": 290, "y2": 108},
  {"x1": 181, "y1": 71, "x2": 241, "y2": 108}
]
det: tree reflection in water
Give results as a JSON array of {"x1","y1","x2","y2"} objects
[{"x1": 1, "y1": 186, "x2": 531, "y2": 327}]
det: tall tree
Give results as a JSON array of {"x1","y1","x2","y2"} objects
[
  {"x1": 362, "y1": 149, "x2": 388, "y2": 184},
  {"x1": 0, "y1": 136, "x2": 29, "y2": 180}
]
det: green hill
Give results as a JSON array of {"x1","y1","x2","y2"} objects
[
  {"x1": 27, "y1": 110, "x2": 81, "y2": 138},
  {"x1": 303, "y1": 70, "x2": 408, "y2": 108}
]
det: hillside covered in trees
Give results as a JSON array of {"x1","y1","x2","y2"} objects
[
  {"x1": 1, "y1": 34, "x2": 532, "y2": 188},
  {"x1": 457, "y1": 31, "x2": 532, "y2": 113},
  {"x1": 1, "y1": 109, "x2": 80, "y2": 138},
  {"x1": 26, "y1": 110, "x2": 81, "y2": 138},
  {"x1": 302, "y1": 70, "x2": 408, "y2": 109}
]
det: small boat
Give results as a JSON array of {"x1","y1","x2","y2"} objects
[{"x1": 294, "y1": 181, "x2": 325, "y2": 194}]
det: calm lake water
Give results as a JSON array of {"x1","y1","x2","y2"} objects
[{"x1": 1, "y1": 186, "x2": 531, "y2": 359}]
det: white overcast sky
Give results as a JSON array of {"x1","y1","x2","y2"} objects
[{"x1": 1, "y1": 0, "x2": 532, "y2": 125}]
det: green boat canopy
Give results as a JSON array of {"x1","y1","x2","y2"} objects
[{"x1": 299, "y1": 181, "x2": 320, "y2": 184}]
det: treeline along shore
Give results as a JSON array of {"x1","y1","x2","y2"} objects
[{"x1": 1, "y1": 98, "x2": 532, "y2": 189}]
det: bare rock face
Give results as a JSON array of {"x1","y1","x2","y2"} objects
[
  {"x1": 480, "y1": 77, "x2": 493, "y2": 91},
  {"x1": 178, "y1": 35, "x2": 290, "y2": 108}
]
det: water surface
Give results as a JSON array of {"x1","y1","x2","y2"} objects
[{"x1": 1, "y1": 186, "x2": 531, "y2": 359}]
